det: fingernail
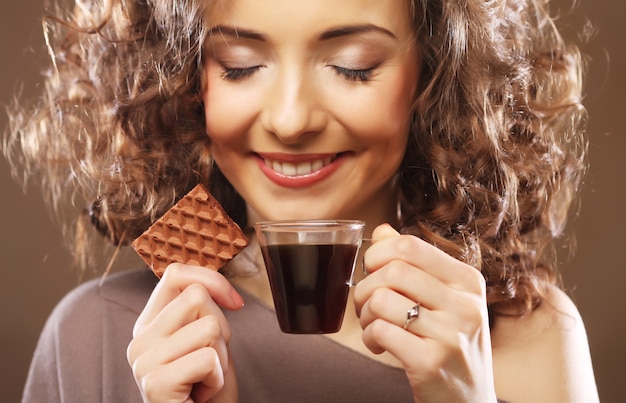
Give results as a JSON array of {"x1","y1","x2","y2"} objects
[{"x1": 230, "y1": 288, "x2": 245, "y2": 308}]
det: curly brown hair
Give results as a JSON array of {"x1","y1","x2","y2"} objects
[{"x1": 2, "y1": 0, "x2": 587, "y2": 319}]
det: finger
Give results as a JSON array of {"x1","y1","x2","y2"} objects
[
  {"x1": 363, "y1": 290, "x2": 469, "y2": 345},
  {"x1": 358, "y1": 287, "x2": 437, "y2": 338},
  {"x1": 371, "y1": 223, "x2": 401, "y2": 241},
  {"x1": 136, "y1": 263, "x2": 244, "y2": 333},
  {"x1": 353, "y1": 258, "x2": 452, "y2": 315},
  {"x1": 150, "y1": 282, "x2": 231, "y2": 339},
  {"x1": 192, "y1": 355, "x2": 238, "y2": 403},
  {"x1": 358, "y1": 287, "x2": 412, "y2": 328},
  {"x1": 360, "y1": 316, "x2": 423, "y2": 355},
  {"x1": 142, "y1": 347, "x2": 225, "y2": 403},
  {"x1": 128, "y1": 283, "x2": 230, "y2": 364},
  {"x1": 131, "y1": 314, "x2": 230, "y2": 380},
  {"x1": 169, "y1": 315, "x2": 230, "y2": 372},
  {"x1": 361, "y1": 319, "x2": 432, "y2": 370},
  {"x1": 364, "y1": 233, "x2": 484, "y2": 293},
  {"x1": 361, "y1": 224, "x2": 401, "y2": 276}
]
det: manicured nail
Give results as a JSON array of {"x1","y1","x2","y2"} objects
[{"x1": 230, "y1": 288, "x2": 245, "y2": 308}]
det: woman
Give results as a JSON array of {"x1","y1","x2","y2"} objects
[{"x1": 4, "y1": 0, "x2": 598, "y2": 401}]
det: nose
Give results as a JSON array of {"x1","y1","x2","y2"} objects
[{"x1": 261, "y1": 68, "x2": 327, "y2": 144}]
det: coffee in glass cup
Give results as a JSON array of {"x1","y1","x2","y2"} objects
[{"x1": 254, "y1": 220, "x2": 365, "y2": 334}]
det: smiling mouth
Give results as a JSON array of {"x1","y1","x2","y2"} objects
[{"x1": 263, "y1": 155, "x2": 337, "y2": 176}]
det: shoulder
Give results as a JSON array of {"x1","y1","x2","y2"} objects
[
  {"x1": 23, "y1": 269, "x2": 157, "y2": 401},
  {"x1": 491, "y1": 285, "x2": 599, "y2": 402},
  {"x1": 49, "y1": 268, "x2": 157, "y2": 328}
]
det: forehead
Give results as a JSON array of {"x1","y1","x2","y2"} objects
[{"x1": 205, "y1": 0, "x2": 413, "y2": 39}]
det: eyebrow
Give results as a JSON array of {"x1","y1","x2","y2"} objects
[
  {"x1": 318, "y1": 24, "x2": 397, "y2": 41},
  {"x1": 208, "y1": 26, "x2": 266, "y2": 41},
  {"x1": 207, "y1": 23, "x2": 397, "y2": 42}
]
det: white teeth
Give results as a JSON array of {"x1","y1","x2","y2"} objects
[
  {"x1": 311, "y1": 160, "x2": 324, "y2": 171},
  {"x1": 264, "y1": 157, "x2": 334, "y2": 177},
  {"x1": 296, "y1": 162, "x2": 312, "y2": 175},
  {"x1": 282, "y1": 162, "x2": 297, "y2": 176}
]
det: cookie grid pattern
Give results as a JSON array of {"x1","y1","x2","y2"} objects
[{"x1": 131, "y1": 183, "x2": 248, "y2": 277}]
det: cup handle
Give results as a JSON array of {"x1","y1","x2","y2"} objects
[{"x1": 348, "y1": 238, "x2": 372, "y2": 287}]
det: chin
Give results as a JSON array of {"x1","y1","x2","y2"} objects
[{"x1": 253, "y1": 206, "x2": 351, "y2": 222}]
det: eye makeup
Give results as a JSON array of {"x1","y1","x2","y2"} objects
[{"x1": 204, "y1": 23, "x2": 399, "y2": 84}]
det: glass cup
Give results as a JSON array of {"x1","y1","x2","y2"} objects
[{"x1": 254, "y1": 220, "x2": 365, "y2": 334}]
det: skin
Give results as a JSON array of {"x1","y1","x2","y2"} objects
[
  {"x1": 127, "y1": 0, "x2": 599, "y2": 402},
  {"x1": 201, "y1": 0, "x2": 418, "y2": 226}
]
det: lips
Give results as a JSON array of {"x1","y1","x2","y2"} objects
[{"x1": 256, "y1": 153, "x2": 345, "y2": 188}]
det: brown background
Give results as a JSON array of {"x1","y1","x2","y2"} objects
[{"x1": 1, "y1": 0, "x2": 624, "y2": 401}]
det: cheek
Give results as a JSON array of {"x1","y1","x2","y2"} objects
[
  {"x1": 202, "y1": 69, "x2": 259, "y2": 144},
  {"x1": 204, "y1": 96, "x2": 241, "y2": 144},
  {"x1": 380, "y1": 65, "x2": 418, "y2": 129},
  {"x1": 383, "y1": 77, "x2": 416, "y2": 145},
  {"x1": 337, "y1": 56, "x2": 418, "y2": 140},
  {"x1": 345, "y1": 80, "x2": 415, "y2": 144}
]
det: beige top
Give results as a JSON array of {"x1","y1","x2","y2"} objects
[
  {"x1": 22, "y1": 269, "x2": 416, "y2": 402},
  {"x1": 23, "y1": 268, "x2": 514, "y2": 402}
]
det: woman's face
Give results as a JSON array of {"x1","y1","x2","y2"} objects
[{"x1": 202, "y1": 0, "x2": 419, "y2": 225}]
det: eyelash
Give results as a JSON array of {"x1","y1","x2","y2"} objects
[
  {"x1": 218, "y1": 64, "x2": 377, "y2": 83},
  {"x1": 220, "y1": 66, "x2": 263, "y2": 82},
  {"x1": 331, "y1": 66, "x2": 375, "y2": 82}
]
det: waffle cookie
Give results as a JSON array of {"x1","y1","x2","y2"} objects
[{"x1": 131, "y1": 183, "x2": 248, "y2": 277}]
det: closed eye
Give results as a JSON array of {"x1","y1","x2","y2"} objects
[
  {"x1": 331, "y1": 65, "x2": 377, "y2": 82},
  {"x1": 220, "y1": 66, "x2": 264, "y2": 81}
]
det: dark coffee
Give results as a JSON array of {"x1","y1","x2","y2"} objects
[{"x1": 260, "y1": 243, "x2": 358, "y2": 334}]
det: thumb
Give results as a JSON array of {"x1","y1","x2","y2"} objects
[{"x1": 371, "y1": 223, "x2": 400, "y2": 242}]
